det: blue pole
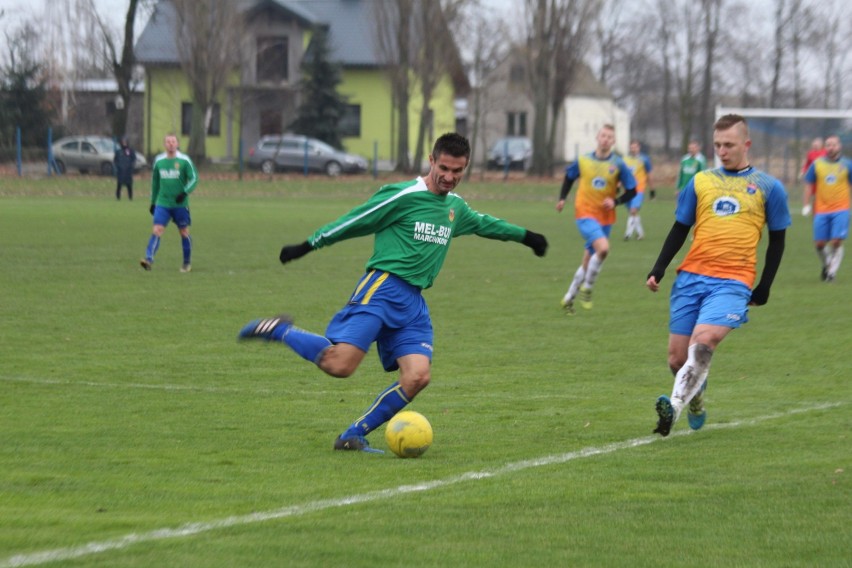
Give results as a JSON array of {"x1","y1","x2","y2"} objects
[
  {"x1": 303, "y1": 138, "x2": 309, "y2": 176},
  {"x1": 238, "y1": 138, "x2": 243, "y2": 180},
  {"x1": 373, "y1": 140, "x2": 378, "y2": 179},
  {"x1": 16, "y1": 126, "x2": 22, "y2": 176},
  {"x1": 502, "y1": 139, "x2": 510, "y2": 179}
]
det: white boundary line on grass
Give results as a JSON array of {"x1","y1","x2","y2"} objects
[{"x1": 1, "y1": 402, "x2": 840, "y2": 568}]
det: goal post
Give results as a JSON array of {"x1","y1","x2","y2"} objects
[{"x1": 713, "y1": 105, "x2": 852, "y2": 191}]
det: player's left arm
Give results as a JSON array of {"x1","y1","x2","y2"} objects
[
  {"x1": 751, "y1": 181, "x2": 792, "y2": 306},
  {"x1": 614, "y1": 159, "x2": 637, "y2": 206},
  {"x1": 457, "y1": 205, "x2": 547, "y2": 257},
  {"x1": 182, "y1": 157, "x2": 199, "y2": 194}
]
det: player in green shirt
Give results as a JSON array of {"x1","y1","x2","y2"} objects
[
  {"x1": 140, "y1": 134, "x2": 199, "y2": 272},
  {"x1": 239, "y1": 133, "x2": 548, "y2": 453},
  {"x1": 676, "y1": 140, "x2": 707, "y2": 194}
]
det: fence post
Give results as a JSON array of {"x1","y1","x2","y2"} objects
[{"x1": 16, "y1": 126, "x2": 22, "y2": 176}]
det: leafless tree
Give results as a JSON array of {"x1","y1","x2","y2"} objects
[
  {"x1": 697, "y1": 0, "x2": 721, "y2": 155},
  {"x1": 522, "y1": 0, "x2": 600, "y2": 176},
  {"x1": 374, "y1": 0, "x2": 413, "y2": 172},
  {"x1": 172, "y1": 0, "x2": 243, "y2": 162}
]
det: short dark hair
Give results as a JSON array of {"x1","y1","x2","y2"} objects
[
  {"x1": 432, "y1": 132, "x2": 471, "y2": 161},
  {"x1": 714, "y1": 114, "x2": 747, "y2": 132}
]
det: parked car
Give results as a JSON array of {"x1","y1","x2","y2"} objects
[
  {"x1": 487, "y1": 136, "x2": 533, "y2": 171},
  {"x1": 247, "y1": 134, "x2": 368, "y2": 176},
  {"x1": 52, "y1": 135, "x2": 147, "y2": 175}
]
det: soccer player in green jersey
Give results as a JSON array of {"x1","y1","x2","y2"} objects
[
  {"x1": 238, "y1": 133, "x2": 549, "y2": 453},
  {"x1": 140, "y1": 134, "x2": 198, "y2": 272},
  {"x1": 676, "y1": 140, "x2": 707, "y2": 195}
]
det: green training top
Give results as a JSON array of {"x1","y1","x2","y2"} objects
[
  {"x1": 150, "y1": 151, "x2": 199, "y2": 208},
  {"x1": 307, "y1": 177, "x2": 527, "y2": 290}
]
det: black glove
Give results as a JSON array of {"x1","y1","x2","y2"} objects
[
  {"x1": 149, "y1": 204, "x2": 155, "y2": 215},
  {"x1": 750, "y1": 284, "x2": 770, "y2": 306},
  {"x1": 279, "y1": 241, "x2": 313, "y2": 264},
  {"x1": 522, "y1": 230, "x2": 548, "y2": 257},
  {"x1": 175, "y1": 192, "x2": 187, "y2": 204}
]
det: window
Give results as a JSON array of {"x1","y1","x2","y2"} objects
[
  {"x1": 181, "y1": 102, "x2": 221, "y2": 136},
  {"x1": 509, "y1": 63, "x2": 525, "y2": 84},
  {"x1": 506, "y1": 112, "x2": 528, "y2": 136},
  {"x1": 260, "y1": 109, "x2": 282, "y2": 136},
  {"x1": 257, "y1": 36, "x2": 288, "y2": 82},
  {"x1": 339, "y1": 104, "x2": 361, "y2": 137}
]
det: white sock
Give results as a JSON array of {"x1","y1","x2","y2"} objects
[
  {"x1": 828, "y1": 244, "x2": 844, "y2": 276},
  {"x1": 635, "y1": 215, "x2": 645, "y2": 239},
  {"x1": 817, "y1": 246, "x2": 829, "y2": 267},
  {"x1": 583, "y1": 253, "x2": 604, "y2": 289},
  {"x1": 625, "y1": 216, "x2": 635, "y2": 238},
  {"x1": 564, "y1": 265, "x2": 585, "y2": 302},
  {"x1": 671, "y1": 344, "x2": 713, "y2": 422}
]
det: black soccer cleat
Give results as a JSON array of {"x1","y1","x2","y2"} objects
[
  {"x1": 654, "y1": 395, "x2": 675, "y2": 437},
  {"x1": 237, "y1": 314, "x2": 293, "y2": 340},
  {"x1": 334, "y1": 435, "x2": 384, "y2": 454}
]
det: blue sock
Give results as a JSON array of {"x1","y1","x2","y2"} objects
[
  {"x1": 181, "y1": 235, "x2": 192, "y2": 264},
  {"x1": 145, "y1": 235, "x2": 160, "y2": 261},
  {"x1": 276, "y1": 325, "x2": 332, "y2": 365},
  {"x1": 343, "y1": 382, "x2": 410, "y2": 438}
]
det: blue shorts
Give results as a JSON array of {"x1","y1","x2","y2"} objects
[
  {"x1": 325, "y1": 270, "x2": 433, "y2": 372},
  {"x1": 153, "y1": 206, "x2": 191, "y2": 229},
  {"x1": 625, "y1": 192, "x2": 645, "y2": 210},
  {"x1": 813, "y1": 210, "x2": 849, "y2": 242},
  {"x1": 576, "y1": 218, "x2": 612, "y2": 254},
  {"x1": 669, "y1": 272, "x2": 751, "y2": 336}
]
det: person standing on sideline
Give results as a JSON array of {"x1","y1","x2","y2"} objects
[
  {"x1": 676, "y1": 140, "x2": 706, "y2": 196},
  {"x1": 622, "y1": 139, "x2": 653, "y2": 240},
  {"x1": 140, "y1": 134, "x2": 198, "y2": 272},
  {"x1": 238, "y1": 133, "x2": 548, "y2": 453},
  {"x1": 556, "y1": 124, "x2": 636, "y2": 315},
  {"x1": 802, "y1": 135, "x2": 850, "y2": 282},
  {"x1": 800, "y1": 137, "x2": 826, "y2": 183},
  {"x1": 646, "y1": 114, "x2": 790, "y2": 436},
  {"x1": 114, "y1": 137, "x2": 136, "y2": 201}
]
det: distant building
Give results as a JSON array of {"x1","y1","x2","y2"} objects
[{"x1": 53, "y1": 79, "x2": 144, "y2": 151}]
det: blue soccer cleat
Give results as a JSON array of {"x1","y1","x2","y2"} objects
[
  {"x1": 238, "y1": 315, "x2": 293, "y2": 340},
  {"x1": 687, "y1": 381, "x2": 707, "y2": 430},
  {"x1": 334, "y1": 435, "x2": 384, "y2": 454},
  {"x1": 654, "y1": 395, "x2": 675, "y2": 437}
]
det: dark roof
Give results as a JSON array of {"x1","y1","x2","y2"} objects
[{"x1": 136, "y1": 0, "x2": 379, "y2": 66}]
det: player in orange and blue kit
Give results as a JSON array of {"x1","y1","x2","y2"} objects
[
  {"x1": 622, "y1": 139, "x2": 653, "y2": 240},
  {"x1": 803, "y1": 135, "x2": 850, "y2": 282},
  {"x1": 556, "y1": 124, "x2": 636, "y2": 314},
  {"x1": 646, "y1": 114, "x2": 791, "y2": 437}
]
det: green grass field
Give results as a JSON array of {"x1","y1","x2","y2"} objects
[{"x1": 1, "y1": 174, "x2": 849, "y2": 567}]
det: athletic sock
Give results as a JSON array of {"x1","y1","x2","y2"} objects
[
  {"x1": 564, "y1": 265, "x2": 586, "y2": 302},
  {"x1": 828, "y1": 244, "x2": 844, "y2": 276},
  {"x1": 275, "y1": 325, "x2": 332, "y2": 365},
  {"x1": 635, "y1": 215, "x2": 645, "y2": 239},
  {"x1": 671, "y1": 343, "x2": 713, "y2": 420},
  {"x1": 145, "y1": 235, "x2": 160, "y2": 261},
  {"x1": 342, "y1": 382, "x2": 411, "y2": 438},
  {"x1": 583, "y1": 253, "x2": 604, "y2": 288},
  {"x1": 625, "y1": 216, "x2": 634, "y2": 238},
  {"x1": 817, "y1": 246, "x2": 829, "y2": 268},
  {"x1": 181, "y1": 235, "x2": 192, "y2": 265}
]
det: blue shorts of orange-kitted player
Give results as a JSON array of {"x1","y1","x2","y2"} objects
[
  {"x1": 813, "y1": 210, "x2": 850, "y2": 241},
  {"x1": 668, "y1": 271, "x2": 751, "y2": 336},
  {"x1": 575, "y1": 218, "x2": 613, "y2": 255},
  {"x1": 326, "y1": 270, "x2": 434, "y2": 372}
]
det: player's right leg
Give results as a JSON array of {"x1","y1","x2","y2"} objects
[{"x1": 141, "y1": 221, "x2": 166, "y2": 270}]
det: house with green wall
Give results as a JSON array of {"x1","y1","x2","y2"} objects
[{"x1": 134, "y1": 0, "x2": 466, "y2": 167}]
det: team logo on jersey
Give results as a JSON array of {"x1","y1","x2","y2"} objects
[
  {"x1": 713, "y1": 196, "x2": 740, "y2": 216},
  {"x1": 592, "y1": 177, "x2": 607, "y2": 190},
  {"x1": 746, "y1": 184, "x2": 757, "y2": 195},
  {"x1": 449, "y1": 209, "x2": 455, "y2": 222},
  {"x1": 174, "y1": 162, "x2": 181, "y2": 170},
  {"x1": 826, "y1": 174, "x2": 837, "y2": 184}
]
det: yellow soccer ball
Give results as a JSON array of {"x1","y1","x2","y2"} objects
[{"x1": 385, "y1": 411, "x2": 433, "y2": 458}]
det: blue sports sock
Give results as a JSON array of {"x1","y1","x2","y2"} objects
[
  {"x1": 145, "y1": 235, "x2": 160, "y2": 261},
  {"x1": 276, "y1": 325, "x2": 332, "y2": 365},
  {"x1": 342, "y1": 382, "x2": 410, "y2": 438},
  {"x1": 181, "y1": 235, "x2": 192, "y2": 264}
]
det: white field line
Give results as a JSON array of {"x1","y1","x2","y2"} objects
[{"x1": 0, "y1": 401, "x2": 841, "y2": 568}]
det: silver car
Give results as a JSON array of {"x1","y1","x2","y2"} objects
[
  {"x1": 487, "y1": 136, "x2": 533, "y2": 171},
  {"x1": 247, "y1": 134, "x2": 368, "y2": 176},
  {"x1": 52, "y1": 136, "x2": 147, "y2": 175}
]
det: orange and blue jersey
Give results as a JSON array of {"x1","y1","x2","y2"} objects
[
  {"x1": 804, "y1": 156, "x2": 851, "y2": 214},
  {"x1": 623, "y1": 152, "x2": 653, "y2": 193},
  {"x1": 564, "y1": 152, "x2": 636, "y2": 225},
  {"x1": 675, "y1": 166, "x2": 791, "y2": 288}
]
